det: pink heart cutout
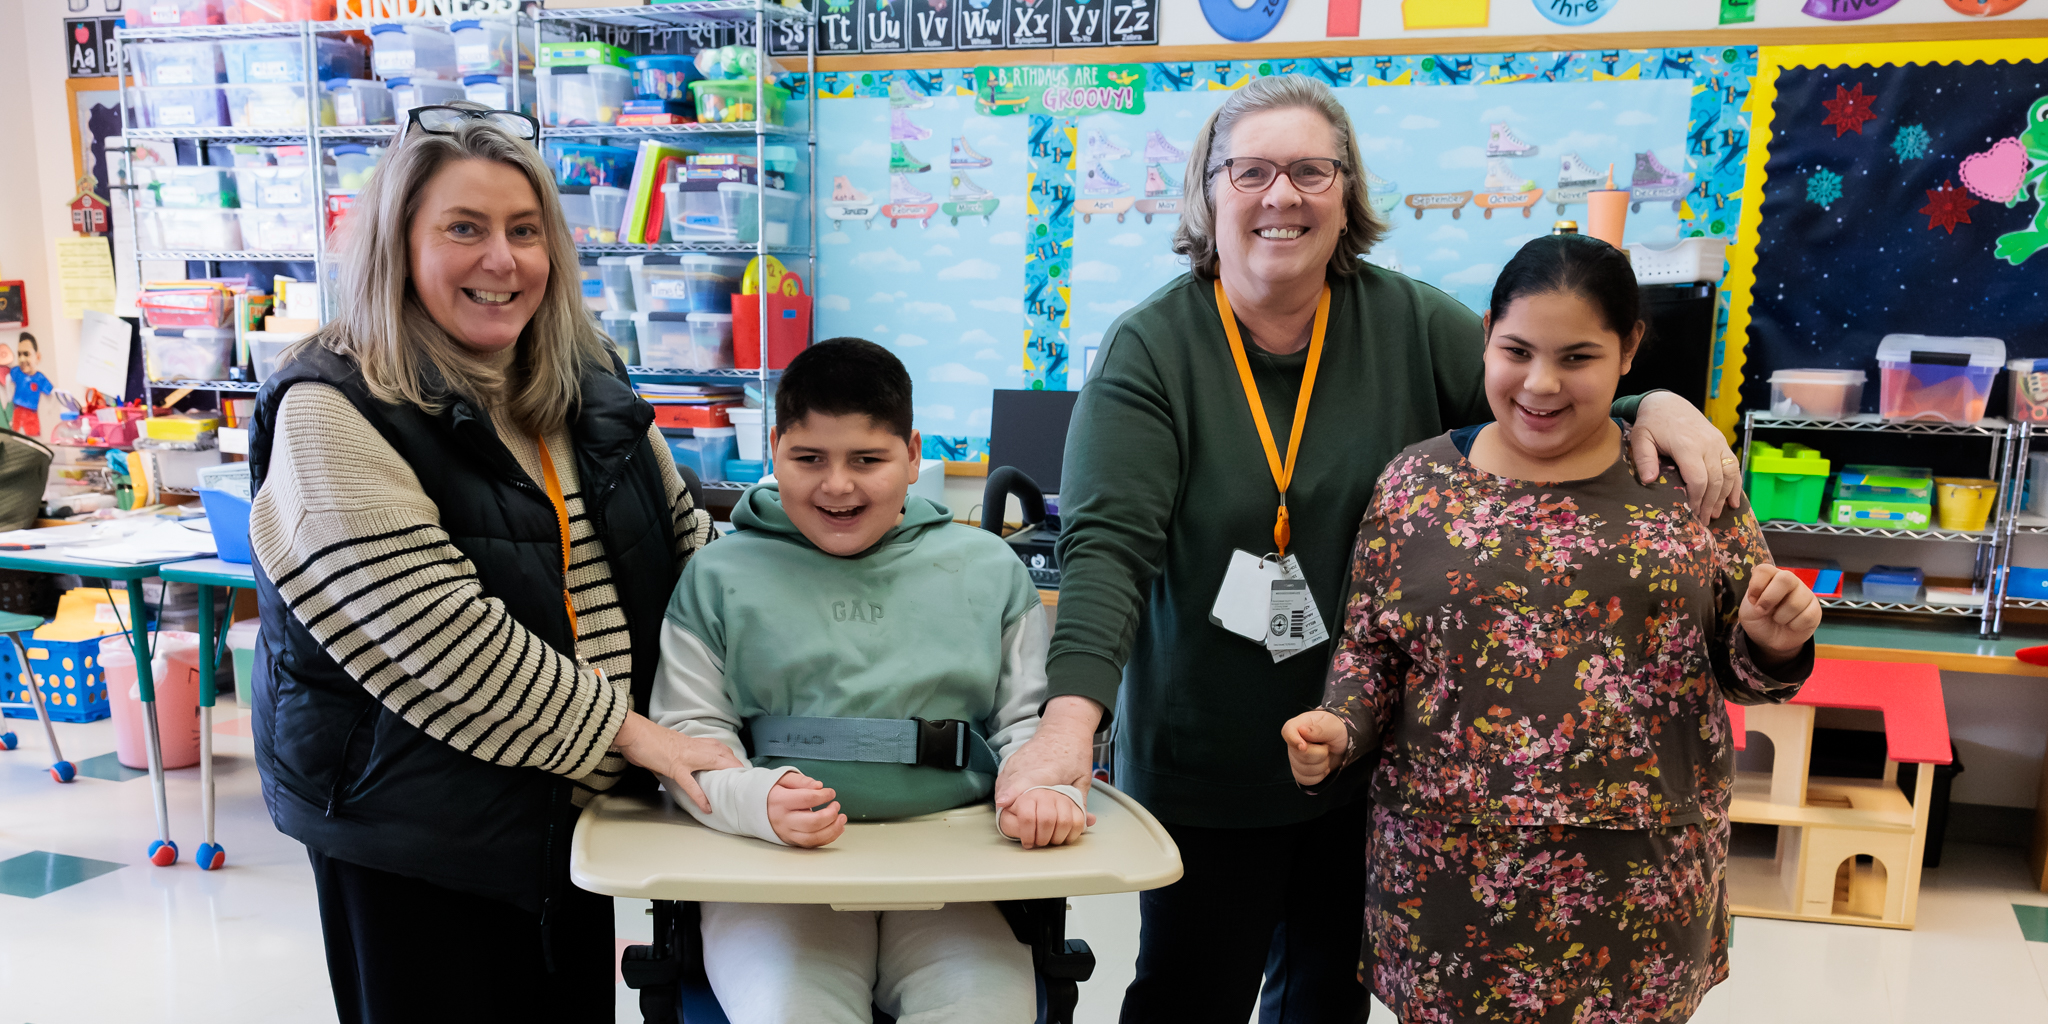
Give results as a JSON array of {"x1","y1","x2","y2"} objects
[{"x1": 1961, "y1": 137, "x2": 2028, "y2": 203}]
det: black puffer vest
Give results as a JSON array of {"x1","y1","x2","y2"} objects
[{"x1": 249, "y1": 346, "x2": 678, "y2": 912}]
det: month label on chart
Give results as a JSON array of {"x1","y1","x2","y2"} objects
[
  {"x1": 860, "y1": 0, "x2": 907, "y2": 52},
  {"x1": 1009, "y1": 0, "x2": 1055, "y2": 47},
  {"x1": 959, "y1": 0, "x2": 1009, "y2": 48},
  {"x1": 1107, "y1": 0, "x2": 1156, "y2": 44},
  {"x1": 1056, "y1": 0, "x2": 1108, "y2": 46},
  {"x1": 909, "y1": 0, "x2": 956, "y2": 51}
]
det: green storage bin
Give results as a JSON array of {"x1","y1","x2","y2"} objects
[
  {"x1": 1834, "y1": 464, "x2": 1934, "y2": 502},
  {"x1": 1747, "y1": 442, "x2": 1831, "y2": 523},
  {"x1": 1831, "y1": 499, "x2": 1933, "y2": 529}
]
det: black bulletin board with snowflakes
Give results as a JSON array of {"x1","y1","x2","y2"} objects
[{"x1": 1720, "y1": 43, "x2": 2048, "y2": 433}]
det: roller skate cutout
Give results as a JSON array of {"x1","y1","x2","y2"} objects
[
  {"x1": 826, "y1": 175, "x2": 881, "y2": 230},
  {"x1": 1476, "y1": 157, "x2": 1544, "y2": 219},
  {"x1": 1627, "y1": 149, "x2": 1690, "y2": 213},
  {"x1": 1076, "y1": 130, "x2": 1136, "y2": 223},
  {"x1": 883, "y1": 172, "x2": 939, "y2": 228},
  {"x1": 942, "y1": 171, "x2": 1000, "y2": 226},
  {"x1": 1554, "y1": 151, "x2": 1602, "y2": 214}
]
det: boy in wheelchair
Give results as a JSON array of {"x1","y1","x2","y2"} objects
[{"x1": 648, "y1": 338, "x2": 1102, "y2": 1024}]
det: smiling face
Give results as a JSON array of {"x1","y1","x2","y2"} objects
[
  {"x1": 771, "y1": 411, "x2": 923, "y2": 557},
  {"x1": 1211, "y1": 107, "x2": 1348, "y2": 290},
  {"x1": 1482, "y1": 290, "x2": 1642, "y2": 466},
  {"x1": 407, "y1": 157, "x2": 549, "y2": 356}
]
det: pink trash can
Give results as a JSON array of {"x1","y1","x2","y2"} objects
[{"x1": 104, "y1": 632, "x2": 204, "y2": 770}]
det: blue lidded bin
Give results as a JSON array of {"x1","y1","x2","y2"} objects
[{"x1": 199, "y1": 488, "x2": 253, "y2": 564}]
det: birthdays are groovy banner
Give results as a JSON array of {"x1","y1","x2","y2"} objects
[{"x1": 805, "y1": 49, "x2": 1755, "y2": 460}]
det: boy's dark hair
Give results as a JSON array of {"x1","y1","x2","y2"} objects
[
  {"x1": 774, "y1": 337, "x2": 914, "y2": 442},
  {"x1": 15, "y1": 334, "x2": 35, "y2": 353},
  {"x1": 1489, "y1": 234, "x2": 1642, "y2": 343}
]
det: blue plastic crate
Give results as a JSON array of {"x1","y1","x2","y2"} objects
[{"x1": 0, "y1": 633, "x2": 112, "y2": 724}]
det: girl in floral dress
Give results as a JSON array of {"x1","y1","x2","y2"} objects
[{"x1": 1281, "y1": 234, "x2": 1823, "y2": 1023}]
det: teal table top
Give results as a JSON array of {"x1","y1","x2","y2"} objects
[
  {"x1": 0, "y1": 552, "x2": 184, "y2": 580},
  {"x1": 157, "y1": 558, "x2": 256, "y2": 587}
]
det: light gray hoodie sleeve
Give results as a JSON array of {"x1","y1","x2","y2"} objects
[
  {"x1": 987, "y1": 603, "x2": 1052, "y2": 763},
  {"x1": 649, "y1": 617, "x2": 794, "y2": 845}
]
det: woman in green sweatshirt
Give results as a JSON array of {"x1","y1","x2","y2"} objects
[{"x1": 1045, "y1": 75, "x2": 1747, "y2": 1023}]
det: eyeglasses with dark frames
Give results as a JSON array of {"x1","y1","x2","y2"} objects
[
  {"x1": 405, "y1": 105, "x2": 541, "y2": 142},
  {"x1": 1212, "y1": 157, "x2": 1347, "y2": 195}
]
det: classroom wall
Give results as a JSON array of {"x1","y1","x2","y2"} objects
[
  {"x1": 15, "y1": 0, "x2": 99, "y2": 401},
  {"x1": 0, "y1": 1, "x2": 52, "y2": 361}
]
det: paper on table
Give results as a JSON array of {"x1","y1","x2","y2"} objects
[
  {"x1": 57, "y1": 236, "x2": 118, "y2": 319},
  {"x1": 62, "y1": 521, "x2": 216, "y2": 565},
  {"x1": 77, "y1": 309, "x2": 132, "y2": 399},
  {"x1": 0, "y1": 520, "x2": 152, "y2": 548}
]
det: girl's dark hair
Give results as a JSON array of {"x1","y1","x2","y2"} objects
[
  {"x1": 775, "y1": 337, "x2": 914, "y2": 442},
  {"x1": 1488, "y1": 234, "x2": 1642, "y2": 341}
]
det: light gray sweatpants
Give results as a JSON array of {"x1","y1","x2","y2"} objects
[{"x1": 699, "y1": 900, "x2": 1036, "y2": 1024}]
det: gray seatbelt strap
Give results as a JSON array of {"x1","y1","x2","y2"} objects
[{"x1": 747, "y1": 716, "x2": 1000, "y2": 774}]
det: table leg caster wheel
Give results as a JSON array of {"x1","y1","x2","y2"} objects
[
  {"x1": 196, "y1": 843, "x2": 225, "y2": 870},
  {"x1": 49, "y1": 760, "x2": 74, "y2": 783},
  {"x1": 0, "y1": 731, "x2": 14, "y2": 750},
  {"x1": 148, "y1": 840, "x2": 179, "y2": 867}
]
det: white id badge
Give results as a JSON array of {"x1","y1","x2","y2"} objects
[
  {"x1": 1267, "y1": 555, "x2": 1330, "y2": 662},
  {"x1": 1210, "y1": 549, "x2": 1288, "y2": 642}
]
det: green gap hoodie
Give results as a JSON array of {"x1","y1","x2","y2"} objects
[{"x1": 656, "y1": 483, "x2": 1049, "y2": 821}]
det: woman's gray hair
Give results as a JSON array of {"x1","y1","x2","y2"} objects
[
  {"x1": 285, "y1": 105, "x2": 611, "y2": 434},
  {"x1": 1172, "y1": 75, "x2": 1388, "y2": 280}
]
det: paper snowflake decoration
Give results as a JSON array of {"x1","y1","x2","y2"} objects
[
  {"x1": 1821, "y1": 82, "x2": 1879, "y2": 138},
  {"x1": 1920, "y1": 179, "x2": 1980, "y2": 234},
  {"x1": 1892, "y1": 124, "x2": 1931, "y2": 163},
  {"x1": 1806, "y1": 168, "x2": 1844, "y2": 209}
]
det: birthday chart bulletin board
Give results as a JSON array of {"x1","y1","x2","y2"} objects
[
  {"x1": 1722, "y1": 40, "x2": 2048, "y2": 436},
  {"x1": 801, "y1": 49, "x2": 1759, "y2": 460}
]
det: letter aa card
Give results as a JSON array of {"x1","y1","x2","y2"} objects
[
  {"x1": 860, "y1": 0, "x2": 907, "y2": 52},
  {"x1": 957, "y1": 0, "x2": 1008, "y2": 48},
  {"x1": 1008, "y1": 0, "x2": 1054, "y2": 47},
  {"x1": 1056, "y1": 0, "x2": 1108, "y2": 46},
  {"x1": 909, "y1": 0, "x2": 956, "y2": 51}
]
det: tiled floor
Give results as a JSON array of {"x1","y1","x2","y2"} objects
[{"x1": 3, "y1": 709, "x2": 2046, "y2": 1023}]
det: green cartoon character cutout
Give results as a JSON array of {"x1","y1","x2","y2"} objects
[{"x1": 1993, "y1": 96, "x2": 2048, "y2": 266}]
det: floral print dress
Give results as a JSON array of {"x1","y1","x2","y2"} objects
[{"x1": 1317, "y1": 428, "x2": 1812, "y2": 1024}]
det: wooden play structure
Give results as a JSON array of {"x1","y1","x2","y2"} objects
[{"x1": 1724, "y1": 659, "x2": 1950, "y2": 929}]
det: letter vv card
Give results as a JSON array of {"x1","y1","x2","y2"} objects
[
  {"x1": 909, "y1": 0, "x2": 955, "y2": 51},
  {"x1": 1056, "y1": 0, "x2": 1107, "y2": 45},
  {"x1": 860, "y1": 0, "x2": 907, "y2": 52},
  {"x1": 1008, "y1": 0, "x2": 1054, "y2": 47},
  {"x1": 958, "y1": 0, "x2": 1008, "y2": 48}
]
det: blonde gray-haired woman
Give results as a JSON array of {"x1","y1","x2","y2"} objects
[
  {"x1": 1043, "y1": 75, "x2": 1746, "y2": 1022},
  {"x1": 248, "y1": 104, "x2": 742, "y2": 1021}
]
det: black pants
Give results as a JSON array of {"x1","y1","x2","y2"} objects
[
  {"x1": 1120, "y1": 798, "x2": 1372, "y2": 1024},
  {"x1": 308, "y1": 850, "x2": 616, "y2": 1024}
]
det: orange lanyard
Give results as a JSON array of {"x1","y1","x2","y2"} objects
[
  {"x1": 534, "y1": 435, "x2": 578, "y2": 637},
  {"x1": 1214, "y1": 279, "x2": 1330, "y2": 557}
]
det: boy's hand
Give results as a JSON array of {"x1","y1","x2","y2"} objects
[
  {"x1": 1741, "y1": 563, "x2": 1822, "y2": 666},
  {"x1": 1001, "y1": 787, "x2": 1090, "y2": 850},
  {"x1": 1281, "y1": 710, "x2": 1349, "y2": 786},
  {"x1": 994, "y1": 696, "x2": 1102, "y2": 810},
  {"x1": 613, "y1": 712, "x2": 745, "y2": 814},
  {"x1": 767, "y1": 772, "x2": 846, "y2": 848}
]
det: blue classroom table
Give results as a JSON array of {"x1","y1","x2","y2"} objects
[{"x1": 158, "y1": 557, "x2": 256, "y2": 872}]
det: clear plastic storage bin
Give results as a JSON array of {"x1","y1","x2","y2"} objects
[
  {"x1": 637, "y1": 312, "x2": 736, "y2": 368},
  {"x1": 684, "y1": 313, "x2": 734, "y2": 368},
  {"x1": 327, "y1": 79, "x2": 393, "y2": 126},
  {"x1": 597, "y1": 256, "x2": 637, "y2": 313},
  {"x1": 327, "y1": 144, "x2": 381, "y2": 191},
  {"x1": 1768, "y1": 369, "x2": 1865, "y2": 419},
  {"x1": 452, "y1": 19, "x2": 524, "y2": 76},
  {"x1": 1860, "y1": 566, "x2": 1924, "y2": 603},
  {"x1": 134, "y1": 42, "x2": 225, "y2": 87},
  {"x1": 560, "y1": 186, "x2": 629, "y2": 245},
  {"x1": 143, "y1": 0, "x2": 224, "y2": 26},
  {"x1": 719, "y1": 182, "x2": 802, "y2": 246},
  {"x1": 631, "y1": 254, "x2": 745, "y2": 314},
  {"x1": 225, "y1": 83, "x2": 331, "y2": 129},
  {"x1": 387, "y1": 77, "x2": 466, "y2": 121},
  {"x1": 247, "y1": 330, "x2": 299, "y2": 381},
  {"x1": 600, "y1": 310, "x2": 638, "y2": 365},
  {"x1": 551, "y1": 143, "x2": 637, "y2": 189},
  {"x1": 627, "y1": 55, "x2": 699, "y2": 101},
  {"x1": 137, "y1": 86, "x2": 230, "y2": 129},
  {"x1": 540, "y1": 65, "x2": 631, "y2": 127},
  {"x1": 138, "y1": 166, "x2": 239, "y2": 209},
  {"x1": 2010, "y1": 358, "x2": 2048, "y2": 424},
  {"x1": 139, "y1": 210, "x2": 244, "y2": 252},
  {"x1": 666, "y1": 429, "x2": 736, "y2": 483},
  {"x1": 143, "y1": 327, "x2": 236, "y2": 382},
  {"x1": 237, "y1": 164, "x2": 313, "y2": 207},
  {"x1": 369, "y1": 23, "x2": 459, "y2": 81},
  {"x1": 689, "y1": 78, "x2": 787, "y2": 124},
  {"x1": 662, "y1": 181, "x2": 729, "y2": 241},
  {"x1": 239, "y1": 208, "x2": 316, "y2": 252},
  {"x1": 1877, "y1": 334, "x2": 2006, "y2": 424},
  {"x1": 224, "y1": 0, "x2": 336, "y2": 21},
  {"x1": 222, "y1": 36, "x2": 363, "y2": 85},
  {"x1": 462, "y1": 74, "x2": 535, "y2": 115}
]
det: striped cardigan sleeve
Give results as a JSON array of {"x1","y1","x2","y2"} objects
[{"x1": 249, "y1": 383, "x2": 626, "y2": 780}]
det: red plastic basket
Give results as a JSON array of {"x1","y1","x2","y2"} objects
[{"x1": 734, "y1": 294, "x2": 810, "y2": 371}]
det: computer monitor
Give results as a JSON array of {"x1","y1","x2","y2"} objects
[{"x1": 989, "y1": 389, "x2": 1079, "y2": 494}]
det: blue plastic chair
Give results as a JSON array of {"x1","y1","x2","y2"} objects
[{"x1": 0, "y1": 610, "x2": 75, "y2": 783}]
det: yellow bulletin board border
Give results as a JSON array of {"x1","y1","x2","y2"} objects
[
  {"x1": 66, "y1": 76, "x2": 118, "y2": 187},
  {"x1": 1712, "y1": 39, "x2": 2048, "y2": 439}
]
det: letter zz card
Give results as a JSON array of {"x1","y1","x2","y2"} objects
[
  {"x1": 817, "y1": 0, "x2": 860, "y2": 54},
  {"x1": 1008, "y1": 0, "x2": 1054, "y2": 47},
  {"x1": 1107, "y1": 0, "x2": 1156, "y2": 44},
  {"x1": 957, "y1": 0, "x2": 1007, "y2": 49},
  {"x1": 1056, "y1": 0, "x2": 1107, "y2": 46},
  {"x1": 908, "y1": 0, "x2": 956, "y2": 51},
  {"x1": 860, "y1": 0, "x2": 907, "y2": 53}
]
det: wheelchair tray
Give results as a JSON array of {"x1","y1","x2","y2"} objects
[{"x1": 570, "y1": 783, "x2": 1183, "y2": 908}]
